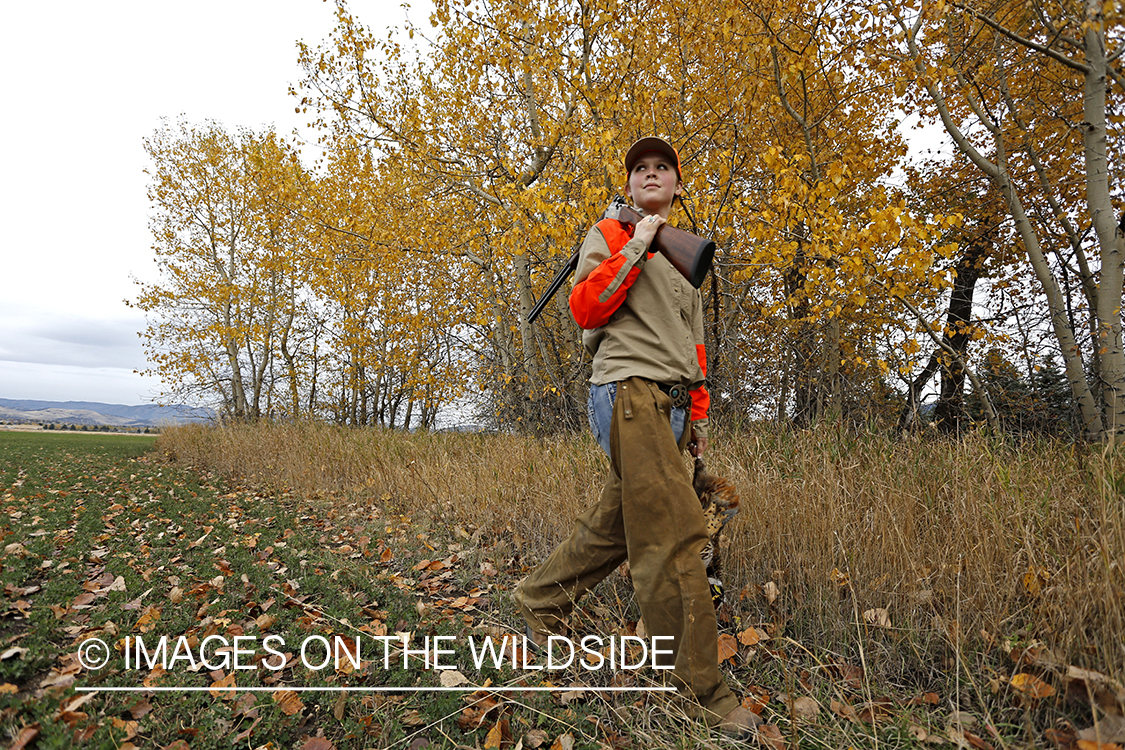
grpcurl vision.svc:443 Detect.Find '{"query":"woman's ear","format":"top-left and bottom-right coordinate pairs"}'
top-left (674, 180), bottom-right (683, 198)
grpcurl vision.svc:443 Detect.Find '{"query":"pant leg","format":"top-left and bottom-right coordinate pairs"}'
top-left (612, 378), bottom-right (739, 723)
top-left (515, 383), bottom-right (645, 632)
top-left (513, 468), bottom-right (628, 636)
top-left (514, 377), bottom-right (738, 723)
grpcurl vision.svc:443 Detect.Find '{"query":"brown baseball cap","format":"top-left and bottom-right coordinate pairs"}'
top-left (624, 136), bottom-right (681, 180)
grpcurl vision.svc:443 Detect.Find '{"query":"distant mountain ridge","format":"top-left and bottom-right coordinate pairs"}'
top-left (0, 398), bottom-right (212, 427)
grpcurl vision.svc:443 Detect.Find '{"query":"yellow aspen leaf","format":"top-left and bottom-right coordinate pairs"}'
top-left (1023, 566), bottom-right (1050, 597)
top-left (1010, 673), bottom-right (1056, 699)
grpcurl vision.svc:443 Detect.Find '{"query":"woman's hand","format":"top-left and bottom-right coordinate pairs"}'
top-left (689, 429), bottom-right (708, 457)
top-left (633, 213), bottom-right (665, 248)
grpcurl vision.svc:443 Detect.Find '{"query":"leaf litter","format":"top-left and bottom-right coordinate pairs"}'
top-left (0, 431), bottom-right (1120, 748)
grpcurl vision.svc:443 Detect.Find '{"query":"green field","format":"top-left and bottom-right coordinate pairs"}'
top-left (0, 431), bottom-right (619, 749)
top-left (1, 427), bottom-right (1122, 749)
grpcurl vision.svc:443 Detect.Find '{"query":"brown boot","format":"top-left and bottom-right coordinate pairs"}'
top-left (717, 706), bottom-right (761, 740)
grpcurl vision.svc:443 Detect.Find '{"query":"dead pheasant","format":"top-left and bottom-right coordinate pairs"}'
top-left (693, 457), bottom-right (740, 610)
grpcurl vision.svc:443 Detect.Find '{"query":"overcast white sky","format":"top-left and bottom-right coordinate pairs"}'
top-left (0, 0), bottom-right (422, 406)
top-left (0, 2), bottom-right (957, 410)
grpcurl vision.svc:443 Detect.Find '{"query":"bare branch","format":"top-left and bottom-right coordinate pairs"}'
top-left (950, 1), bottom-right (1091, 74)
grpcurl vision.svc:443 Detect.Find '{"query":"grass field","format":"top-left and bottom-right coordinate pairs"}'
top-left (1, 425), bottom-right (1122, 749)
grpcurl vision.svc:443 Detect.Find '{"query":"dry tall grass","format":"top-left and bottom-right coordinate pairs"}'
top-left (156, 422), bottom-right (1125, 682)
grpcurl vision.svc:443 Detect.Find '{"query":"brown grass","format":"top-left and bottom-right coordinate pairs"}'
top-left (155, 421), bottom-right (1125, 683)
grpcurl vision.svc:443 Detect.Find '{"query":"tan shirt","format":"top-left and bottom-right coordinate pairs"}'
top-left (574, 223), bottom-right (709, 437)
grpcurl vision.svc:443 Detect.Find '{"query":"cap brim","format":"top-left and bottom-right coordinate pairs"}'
top-left (624, 137), bottom-right (681, 179)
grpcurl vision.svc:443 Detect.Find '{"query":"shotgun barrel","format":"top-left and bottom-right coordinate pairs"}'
top-left (527, 249), bottom-right (580, 324)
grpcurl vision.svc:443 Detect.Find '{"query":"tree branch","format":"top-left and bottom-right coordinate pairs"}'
top-left (950, 1), bottom-right (1091, 73)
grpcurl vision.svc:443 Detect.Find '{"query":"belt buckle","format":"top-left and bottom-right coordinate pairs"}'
top-left (667, 383), bottom-right (691, 409)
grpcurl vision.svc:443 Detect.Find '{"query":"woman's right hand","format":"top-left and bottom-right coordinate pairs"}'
top-left (633, 213), bottom-right (665, 248)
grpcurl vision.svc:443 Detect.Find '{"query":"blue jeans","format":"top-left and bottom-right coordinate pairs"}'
top-left (587, 382), bottom-right (688, 456)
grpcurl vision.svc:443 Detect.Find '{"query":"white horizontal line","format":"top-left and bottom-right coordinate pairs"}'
top-left (77, 686), bottom-right (678, 693)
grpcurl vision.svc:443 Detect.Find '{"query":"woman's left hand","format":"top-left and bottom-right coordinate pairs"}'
top-left (690, 430), bottom-right (708, 457)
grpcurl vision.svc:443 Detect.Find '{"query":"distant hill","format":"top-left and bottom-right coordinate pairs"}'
top-left (0, 399), bottom-right (212, 427)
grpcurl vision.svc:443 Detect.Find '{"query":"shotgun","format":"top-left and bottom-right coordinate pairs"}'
top-left (528, 197), bottom-right (716, 324)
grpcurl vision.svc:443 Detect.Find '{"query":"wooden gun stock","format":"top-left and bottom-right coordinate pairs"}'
top-left (527, 198), bottom-right (716, 324)
top-left (609, 203), bottom-right (715, 289)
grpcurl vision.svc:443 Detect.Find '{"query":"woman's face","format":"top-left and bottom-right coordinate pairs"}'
top-left (625, 152), bottom-right (682, 215)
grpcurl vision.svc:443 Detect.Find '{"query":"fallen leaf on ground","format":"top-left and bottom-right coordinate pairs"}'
top-left (1023, 566), bottom-right (1050, 597)
top-left (963, 730), bottom-right (995, 750)
top-left (828, 662), bottom-right (864, 687)
top-left (135, 605), bottom-right (162, 633)
top-left (110, 717), bottom-right (139, 740)
top-left (484, 716), bottom-right (511, 749)
top-left (794, 696), bottom-right (820, 719)
top-left (559, 681), bottom-right (587, 705)
top-left (1077, 715), bottom-right (1125, 745)
top-left (1011, 672), bottom-right (1056, 699)
top-left (857, 696), bottom-right (896, 723)
top-left (208, 672), bottom-right (235, 698)
top-left (1066, 667), bottom-right (1125, 716)
top-left (907, 723), bottom-right (929, 741)
top-left (759, 724), bottom-right (785, 750)
top-left (863, 608), bottom-right (892, 628)
top-left (440, 670), bottom-right (470, 687)
top-left (738, 627), bottom-right (767, 646)
top-left (742, 686), bottom-right (770, 714)
top-left (1046, 726), bottom-right (1077, 750)
top-left (775, 693), bottom-right (820, 719)
top-left (7, 724), bottom-right (40, 750)
top-left (524, 728), bottom-right (549, 748)
top-left (274, 689), bottom-right (304, 716)
top-left (401, 709), bottom-right (427, 727)
top-left (457, 696), bottom-right (501, 730)
top-left (830, 699), bottom-right (858, 722)
top-left (717, 633), bottom-right (738, 664)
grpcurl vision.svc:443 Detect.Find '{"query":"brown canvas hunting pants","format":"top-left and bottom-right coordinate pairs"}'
top-left (513, 377), bottom-right (739, 724)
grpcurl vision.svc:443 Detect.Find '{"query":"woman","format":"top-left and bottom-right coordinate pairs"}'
top-left (513, 136), bottom-right (758, 739)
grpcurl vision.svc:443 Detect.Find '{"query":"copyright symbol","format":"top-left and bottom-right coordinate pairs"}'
top-left (77, 638), bottom-right (110, 670)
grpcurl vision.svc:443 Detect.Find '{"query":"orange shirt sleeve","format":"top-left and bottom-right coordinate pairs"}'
top-left (690, 343), bottom-right (710, 422)
top-left (568, 222), bottom-right (649, 330)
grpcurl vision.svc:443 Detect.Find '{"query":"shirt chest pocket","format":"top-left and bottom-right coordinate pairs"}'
top-left (671, 272), bottom-right (692, 322)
